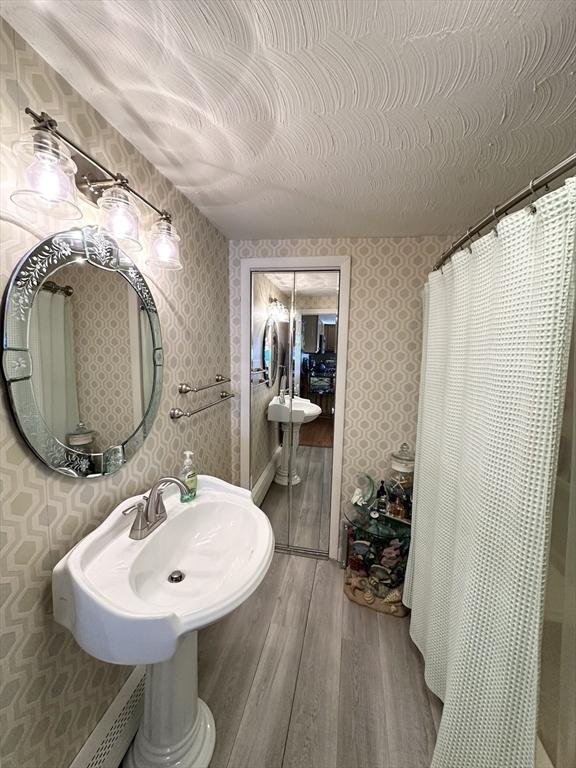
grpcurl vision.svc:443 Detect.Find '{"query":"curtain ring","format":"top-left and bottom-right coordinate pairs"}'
top-left (466, 228), bottom-right (473, 253)
top-left (528, 179), bottom-right (538, 214)
top-left (440, 250), bottom-right (452, 275)
top-left (492, 207), bottom-right (500, 237)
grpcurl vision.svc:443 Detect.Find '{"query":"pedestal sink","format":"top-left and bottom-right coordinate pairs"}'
top-left (267, 395), bottom-right (322, 485)
top-left (52, 475), bottom-right (274, 768)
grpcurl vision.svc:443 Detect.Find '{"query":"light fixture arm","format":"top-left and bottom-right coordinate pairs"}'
top-left (24, 106), bottom-right (170, 220)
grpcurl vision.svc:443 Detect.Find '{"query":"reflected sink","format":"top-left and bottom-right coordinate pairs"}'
top-left (267, 396), bottom-right (322, 486)
top-left (53, 475), bottom-right (274, 665)
top-left (267, 394), bottom-right (322, 424)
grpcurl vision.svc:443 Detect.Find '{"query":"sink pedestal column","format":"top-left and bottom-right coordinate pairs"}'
top-left (274, 422), bottom-right (301, 486)
top-left (124, 632), bottom-right (215, 768)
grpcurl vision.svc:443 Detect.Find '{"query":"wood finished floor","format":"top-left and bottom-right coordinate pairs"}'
top-left (299, 418), bottom-right (334, 448)
top-left (260, 446), bottom-right (332, 551)
top-left (199, 554), bottom-right (442, 768)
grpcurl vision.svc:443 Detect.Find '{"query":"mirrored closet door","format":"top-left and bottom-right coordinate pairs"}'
top-left (249, 269), bottom-right (340, 556)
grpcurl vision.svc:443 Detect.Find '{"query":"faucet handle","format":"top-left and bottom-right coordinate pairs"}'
top-left (122, 498), bottom-right (147, 516)
top-left (128, 501), bottom-right (150, 539)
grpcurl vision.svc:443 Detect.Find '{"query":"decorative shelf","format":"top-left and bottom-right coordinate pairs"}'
top-left (343, 503), bottom-right (412, 617)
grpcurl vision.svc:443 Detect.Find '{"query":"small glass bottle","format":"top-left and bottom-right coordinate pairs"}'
top-left (376, 480), bottom-right (388, 512)
top-left (178, 450), bottom-right (198, 501)
top-left (386, 443), bottom-right (415, 519)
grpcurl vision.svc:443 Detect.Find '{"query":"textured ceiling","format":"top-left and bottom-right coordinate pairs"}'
top-left (264, 271), bottom-right (339, 295)
top-left (2, 0), bottom-right (575, 239)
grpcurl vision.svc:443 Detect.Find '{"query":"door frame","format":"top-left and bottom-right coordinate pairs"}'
top-left (240, 255), bottom-right (351, 560)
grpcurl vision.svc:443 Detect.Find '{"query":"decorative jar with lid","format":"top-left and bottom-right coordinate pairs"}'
top-left (385, 443), bottom-right (415, 520)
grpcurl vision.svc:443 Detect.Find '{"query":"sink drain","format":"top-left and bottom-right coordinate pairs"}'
top-left (168, 570), bottom-right (185, 583)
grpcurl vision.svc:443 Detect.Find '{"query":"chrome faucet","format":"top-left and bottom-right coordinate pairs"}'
top-left (127, 477), bottom-right (190, 540)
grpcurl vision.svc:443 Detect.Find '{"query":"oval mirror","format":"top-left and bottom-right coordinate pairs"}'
top-left (262, 318), bottom-right (279, 388)
top-left (2, 226), bottom-right (163, 477)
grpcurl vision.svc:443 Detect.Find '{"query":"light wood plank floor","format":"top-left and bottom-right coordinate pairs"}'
top-left (261, 446), bottom-right (332, 552)
top-left (199, 554), bottom-right (442, 768)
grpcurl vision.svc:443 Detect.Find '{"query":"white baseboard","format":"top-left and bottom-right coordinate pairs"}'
top-left (69, 667), bottom-right (145, 768)
top-left (252, 446), bottom-right (281, 506)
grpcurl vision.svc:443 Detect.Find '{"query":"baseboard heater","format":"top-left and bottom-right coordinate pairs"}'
top-left (69, 667), bottom-right (145, 768)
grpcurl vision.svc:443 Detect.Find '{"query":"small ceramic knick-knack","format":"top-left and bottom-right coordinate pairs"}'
top-left (363, 588), bottom-right (375, 604)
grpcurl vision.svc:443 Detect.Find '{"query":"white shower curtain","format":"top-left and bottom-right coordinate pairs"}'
top-left (29, 290), bottom-right (79, 443)
top-left (404, 179), bottom-right (576, 768)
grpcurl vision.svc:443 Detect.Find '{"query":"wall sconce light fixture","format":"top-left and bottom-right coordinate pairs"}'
top-left (10, 126), bottom-right (82, 219)
top-left (147, 213), bottom-right (182, 270)
top-left (97, 182), bottom-right (142, 253)
top-left (268, 297), bottom-right (290, 323)
top-left (11, 108), bottom-right (182, 269)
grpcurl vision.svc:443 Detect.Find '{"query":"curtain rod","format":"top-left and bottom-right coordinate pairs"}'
top-left (41, 280), bottom-right (73, 296)
top-left (434, 152), bottom-right (576, 271)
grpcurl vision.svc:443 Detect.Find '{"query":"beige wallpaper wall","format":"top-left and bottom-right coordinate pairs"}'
top-left (230, 237), bottom-right (451, 512)
top-left (250, 382), bottom-right (279, 485)
top-left (0, 20), bottom-right (230, 768)
top-left (60, 264), bottom-right (136, 450)
top-left (295, 293), bottom-right (339, 310)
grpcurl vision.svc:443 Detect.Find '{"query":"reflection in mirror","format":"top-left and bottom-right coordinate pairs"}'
top-left (249, 269), bottom-right (339, 555)
top-left (262, 318), bottom-right (279, 388)
top-left (288, 271), bottom-right (339, 552)
top-left (2, 226), bottom-right (162, 477)
top-left (29, 263), bottom-right (155, 453)
top-left (249, 272), bottom-right (292, 533)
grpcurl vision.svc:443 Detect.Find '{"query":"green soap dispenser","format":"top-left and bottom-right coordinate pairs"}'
top-left (179, 450), bottom-right (198, 500)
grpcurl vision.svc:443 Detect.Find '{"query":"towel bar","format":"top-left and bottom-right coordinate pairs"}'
top-left (178, 375), bottom-right (230, 394)
top-left (169, 392), bottom-right (234, 419)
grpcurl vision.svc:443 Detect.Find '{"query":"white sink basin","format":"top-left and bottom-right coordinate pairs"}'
top-left (267, 395), bottom-right (322, 424)
top-left (53, 475), bottom-right (274, 665)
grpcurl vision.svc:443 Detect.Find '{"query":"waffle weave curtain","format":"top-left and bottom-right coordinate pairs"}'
top-left (404, 179), bottom-right (576, 768)
top-left (28, 290), bottom-right (79, 442)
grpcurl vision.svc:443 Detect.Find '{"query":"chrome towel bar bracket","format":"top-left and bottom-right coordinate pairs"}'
top-left (178, 375), bottom-right (230, 394)
top-left (170, 392), bottom-right (234, 419)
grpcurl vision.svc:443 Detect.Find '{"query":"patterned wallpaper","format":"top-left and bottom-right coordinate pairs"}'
top-left (250, 382), bottom-right (279, 485)
top-left (0, 20), bottom-right (230, 768)
top-left (59, 264), bottom-right (136, 450)
top-left (295, 292), bottom-right (339, 310)
top-left (229, 237), bottom-right (451, 513)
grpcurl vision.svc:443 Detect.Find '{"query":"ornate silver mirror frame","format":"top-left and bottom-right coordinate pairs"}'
top-left (262, 317), bottom-right (279, 388)
top-left (1, 225), bottom-right (163, 478)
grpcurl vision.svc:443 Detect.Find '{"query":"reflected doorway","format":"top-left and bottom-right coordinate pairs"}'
top-left (242, 259), bottom-right (349, 560)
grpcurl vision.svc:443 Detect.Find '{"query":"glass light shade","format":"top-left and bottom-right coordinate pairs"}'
top-left (97, 185), bottom-right (142, 253)
top-left (10, 129), bottom-right (82, 219)
top-left (268, 298), bottom-right (289, 323)
top-left (147, 218), bottom-right (182, 270)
